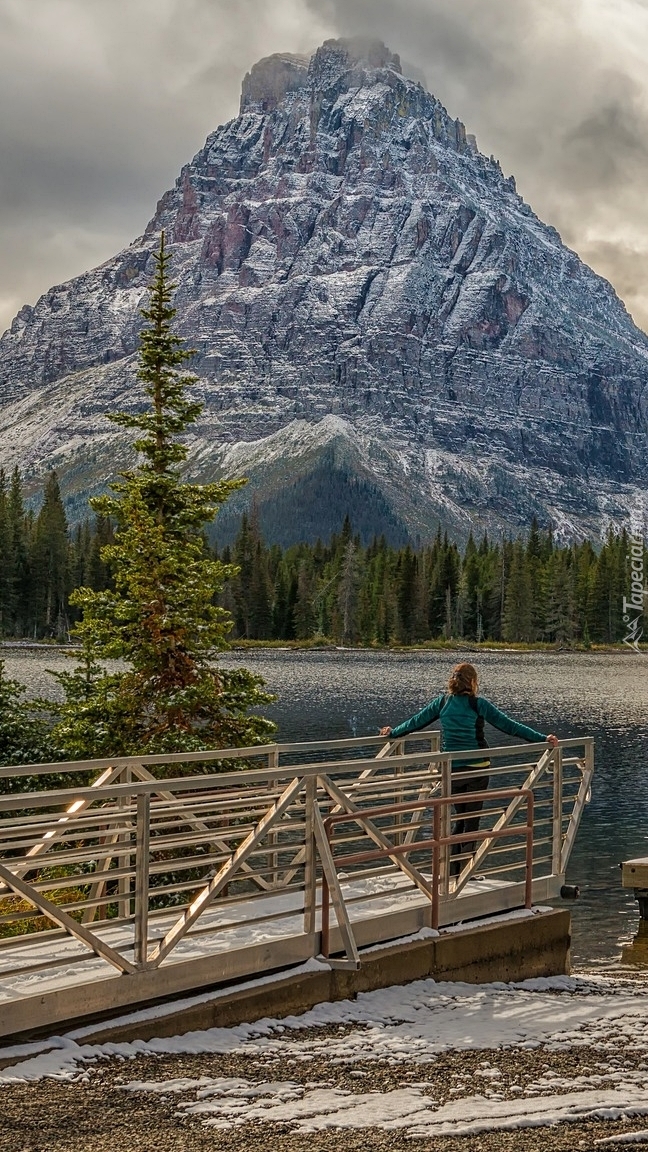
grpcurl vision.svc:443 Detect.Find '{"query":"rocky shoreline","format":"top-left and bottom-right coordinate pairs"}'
top-left (4, 974), bottom-right (648, 1150)
top-left (3, 1041), bottom-right (647, 1151)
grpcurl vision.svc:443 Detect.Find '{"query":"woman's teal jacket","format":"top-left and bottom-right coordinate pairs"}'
top-left (389, 693), bottom-right (547, 768)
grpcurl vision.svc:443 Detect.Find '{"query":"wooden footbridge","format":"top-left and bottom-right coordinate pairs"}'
top-left (0, 733), bottom-right (593, 1039)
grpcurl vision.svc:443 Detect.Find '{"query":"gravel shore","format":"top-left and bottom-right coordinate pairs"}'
top-left (2, 1040), bottom-right (646, 1152)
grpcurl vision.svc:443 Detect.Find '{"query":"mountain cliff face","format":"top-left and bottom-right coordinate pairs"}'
top-left (2, 37), bottom-right (648, 542)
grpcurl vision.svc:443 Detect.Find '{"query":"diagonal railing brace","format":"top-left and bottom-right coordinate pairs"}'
top-left (147, 776), bottom-right (304, 968)
top-left (0, 862), bottom-right (136, 974)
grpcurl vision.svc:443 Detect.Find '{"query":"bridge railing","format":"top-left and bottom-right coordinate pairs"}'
top-left (0, 734), bottom-right (593, 976)
top-left (320, 785), bottom-right (536, 955)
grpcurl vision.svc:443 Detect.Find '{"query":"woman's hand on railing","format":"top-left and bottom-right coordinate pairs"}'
top-left (547, 733), bottom-right (558, 748)
top-left (379, 726), bottom-right (392, 737)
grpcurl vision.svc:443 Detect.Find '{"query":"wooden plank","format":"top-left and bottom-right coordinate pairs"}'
top-left (0, 862), bottom-right (136, 974)
top-left (440, 758), bottom-right (452, 896)
top-left (560, 762), bottom-right (593, 875)
top-left (117, 767), bottom-right (131, 920)
top-left (303, 776), bottom-right (317, 937)
top-left (551, 746), bottom-right (563, 875)
top-left (0, 932), bottom-right (319, 1040)
top-left (0, 741), bottom-right (584, 813)
top-left (0, 734), bottom-right (395, 783)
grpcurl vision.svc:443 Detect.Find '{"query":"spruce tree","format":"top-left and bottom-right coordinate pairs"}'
top-left (337, 539), bottom-right (360, 643)
top-left (232, 513), bottom-right (254, 637)
top-left (29, 472), bottom-right (70, 639)
top-left (0, 470), bottom-right (11, 636)
top-left (293, 557), bottom-right (316, 639)
top-left (502, 540), bottom-right (534, 642)
top-left (7, 469), bottom-right (28, 636)
top-left (395, 547), bottom-right (417, 644)
top-left (52, 233), bottom-right (275, 758)
top-left (271, 561), bottom-right (292, 639)
top-left (543, 551), bottom-right (576, 643)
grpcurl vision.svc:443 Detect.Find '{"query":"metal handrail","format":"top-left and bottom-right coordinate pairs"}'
top-left (321, 785), bottom-right (535, 953)
top-left (0, 737), bottom-right (588, 810)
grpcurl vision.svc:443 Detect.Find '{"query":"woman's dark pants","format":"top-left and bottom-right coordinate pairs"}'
top-left (450, 773), bottom-right (489, 876)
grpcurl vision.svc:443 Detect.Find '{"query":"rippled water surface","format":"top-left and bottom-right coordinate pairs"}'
top-left (4, 646), bottom-right (648, 968)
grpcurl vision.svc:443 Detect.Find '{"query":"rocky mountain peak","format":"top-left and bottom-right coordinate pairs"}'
top-left (239, 38), bottom-right (402, 115)
top-left (308, 36), bottom-right (402, 87)
top-left (1, 38), bottom-right (648, 545)
top-left (240, 52), bottom-right (310, 114)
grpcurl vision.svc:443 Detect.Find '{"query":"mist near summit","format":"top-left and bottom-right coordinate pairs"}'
top-left (0, 0), bottom-right (646, 333)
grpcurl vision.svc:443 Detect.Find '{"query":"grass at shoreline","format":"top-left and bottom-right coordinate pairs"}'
top-left (228, 638), bottom-right (641, 654)
top-left (1, 638), bottom-right (642, 655)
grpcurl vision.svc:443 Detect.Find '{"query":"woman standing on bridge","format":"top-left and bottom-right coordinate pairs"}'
top-left (380, 662), bottom-right (558, 874)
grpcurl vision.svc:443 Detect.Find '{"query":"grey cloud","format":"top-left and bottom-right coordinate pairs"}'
top-left (564, 79), bottom-right (648, 190)
top-left (0, 0), bottom-right (331, 329)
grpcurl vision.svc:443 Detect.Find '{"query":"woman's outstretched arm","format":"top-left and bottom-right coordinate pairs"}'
top-left (380, 694), bottom-right (446, 739)
top-left (477, 698), bottom-right (557, 745)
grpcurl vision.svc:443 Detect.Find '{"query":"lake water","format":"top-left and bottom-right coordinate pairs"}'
top-left (3, 646), bottom-right (648, 969)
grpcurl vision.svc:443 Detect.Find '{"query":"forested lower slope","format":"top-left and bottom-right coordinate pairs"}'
top-left (0, 470), bottom-right (633, 646)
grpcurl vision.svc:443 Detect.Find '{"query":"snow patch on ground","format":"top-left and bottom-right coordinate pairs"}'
top-left (123, 1075), bottom-right (648, 1136)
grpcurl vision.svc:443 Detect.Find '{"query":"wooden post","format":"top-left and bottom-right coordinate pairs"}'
top-left (134, 792), bottom-right (150, 968)
top-left (621, 858), bottom-right (648, 919)
top-left (303, 775), bottom-right (317, 939)
top-left (313, 805), bottom-right (359, 967)
top-left (551, 746), bottom-right (563, 876)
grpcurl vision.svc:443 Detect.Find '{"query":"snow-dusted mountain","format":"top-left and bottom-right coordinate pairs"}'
top-left (2, 37), bottom-right (648, 543)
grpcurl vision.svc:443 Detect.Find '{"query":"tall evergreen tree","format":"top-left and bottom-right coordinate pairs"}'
top-left (293, 557), bottom-right (316, 639)
top-left (249, 540), bottom-right (273, 639)
top-left (543, 551), bottom-right (576, 643)
top-left (337, 539), bottom-right (360, 643)
top-left (232, 513), bottom-right (255, 638)
top-left (395, 546), bottom-right (417, 644)
top-left (0, 470), bottom-right (11, 637)
top-left (29, 472), bottom-right (70, 639)
top-left (7, 470), bottom-right (28, 636)
top-left (502, 540), bottom-right (534, 642)
top-left (52, 233), bottom-right (274, 758)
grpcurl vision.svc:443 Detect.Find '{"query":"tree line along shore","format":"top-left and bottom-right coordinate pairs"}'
top-left (0, 466), bottom-right (638, 649)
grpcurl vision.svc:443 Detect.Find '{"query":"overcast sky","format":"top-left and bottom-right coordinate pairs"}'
top-left (0, 0), bottom-right (647, 335)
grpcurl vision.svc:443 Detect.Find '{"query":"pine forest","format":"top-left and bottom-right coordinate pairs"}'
top-left (0, 467), bottom-right (638, 648)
